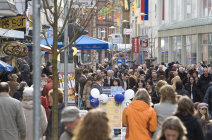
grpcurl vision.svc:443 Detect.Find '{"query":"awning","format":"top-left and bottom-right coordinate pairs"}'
top-left (0, 0), bottom-right (18, 17)
top-left (40, 35), bottom-right (109, 50)
top-left (40, 36), bottom-right (63, 48)
top-left (74, 35), bottom-right (109, 50)
top-left (26, 44), bottom-right (52, 53)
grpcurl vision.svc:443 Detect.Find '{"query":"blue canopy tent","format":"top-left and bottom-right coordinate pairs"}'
top-left (39, 35), bottom-right (110, 50)
top-left (74, 35), bottom-right (109, 50)
top-left (40, 36), bottom-right (63, 49)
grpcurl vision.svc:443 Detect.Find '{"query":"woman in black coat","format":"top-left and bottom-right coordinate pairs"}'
top-left (185, 76), bottom-right (201, 102)
top-left (175, 96), bottom-right (205, 140)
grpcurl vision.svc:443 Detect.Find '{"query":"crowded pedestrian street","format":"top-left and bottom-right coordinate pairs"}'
top-left (1, 0), bottom-right (212, 140)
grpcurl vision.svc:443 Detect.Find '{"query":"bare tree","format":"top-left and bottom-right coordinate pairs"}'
top-left (41, 0), bottom-right (99, 139)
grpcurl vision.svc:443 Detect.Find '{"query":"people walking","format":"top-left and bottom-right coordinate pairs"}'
top-left (122, 89), bottom-right (157, 140)
top-left (0, 82), bottom-right (26, 140)
top-left (175, 96), bottom-right (205, 140)
top-left (156, 116), bottom-right (187, 140)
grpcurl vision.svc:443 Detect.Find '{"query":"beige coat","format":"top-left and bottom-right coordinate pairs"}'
top-left (22, 100), bottom-right (47, 140)
top-left (82, 82), bottom-right (93, 109)
top-left (0, 93), bottom-right (26, 140)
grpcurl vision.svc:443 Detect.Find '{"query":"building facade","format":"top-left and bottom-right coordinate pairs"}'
top-left (132, 0), bottom-right (212, 66)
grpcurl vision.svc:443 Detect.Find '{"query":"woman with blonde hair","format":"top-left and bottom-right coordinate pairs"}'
top-left (152, 80), bottom-right (167, 104)
top-left (122, 89), bottom-right (157, 140)
top-left (152, 85), bottom-right (178, 140)
top-left (174, 96), bottom-right (204, 140)
top-left (157, 116), bottom-right (187, 140)
top-left (72, 109), bottom-right (111, 140)
top-left (171, 76), bottom-right (181, 90)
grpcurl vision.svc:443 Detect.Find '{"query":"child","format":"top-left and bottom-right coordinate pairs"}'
top-left (195, 103), bottom-right (211, 135)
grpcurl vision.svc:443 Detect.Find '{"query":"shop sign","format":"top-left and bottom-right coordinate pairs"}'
top-left (132, 37), bottom-right (139, 53)
top-left (142, 40), bottom-right (148, 47)
top-left (0, 16), bottom-right (32, 30)
top-left (124, 28), bottom-right (133, 35)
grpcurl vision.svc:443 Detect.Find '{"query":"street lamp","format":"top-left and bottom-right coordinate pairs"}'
top-left (122, 20), bottom-right (129, 56)
top-left (109, 26), bottom-right (116, 65)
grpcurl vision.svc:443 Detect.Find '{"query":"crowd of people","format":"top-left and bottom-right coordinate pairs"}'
top-left (1, 59), bottom-right (212, 140)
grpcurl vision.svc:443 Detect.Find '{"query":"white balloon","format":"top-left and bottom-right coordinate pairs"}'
top-left (91, 88), bottom-right (100, 98)
top-left (99, 94), bottom-right (109, 103)
top-left (124, 89), bottom-right (135, 100)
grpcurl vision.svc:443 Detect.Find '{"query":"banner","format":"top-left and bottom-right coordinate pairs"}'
top-left (141, 0), bottom-right (149, 20)
top-left (132, 38), bottom-right (140, 53)
top-left (100, 98), bottom-right (122, 128)
top-left (58, 73), bottom-right (76, 103)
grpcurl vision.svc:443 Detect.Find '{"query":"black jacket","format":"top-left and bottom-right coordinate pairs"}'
top-left (175, 114), bottom-right (205, 140)
top-left (197, 74), bottom-right (212, 101)
top-left (185, 83), bottom-right (201, 102)
top-left (175, 89), bottom-right (189, 96)
top-left (13, 89), bottom-right (24, 101)
top-left (150, 90), bottom-right (160, 104)
top-left (204, 86), bottom-right (212, 112)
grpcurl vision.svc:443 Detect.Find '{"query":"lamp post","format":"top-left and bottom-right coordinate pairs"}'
top-left (109, 26), bottom-right (116, 65)
top-left (122, 20), bottom-right (129, 56)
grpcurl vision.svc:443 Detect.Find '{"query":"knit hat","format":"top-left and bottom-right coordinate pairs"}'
top-left (198, 103), bottom-right (208, 109)
top-left (23, 87), bottom-right (34, 100)
top-left (61, 106), bottom-right (80, 123)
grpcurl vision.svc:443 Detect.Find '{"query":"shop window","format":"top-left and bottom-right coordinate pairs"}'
top-left (161, 38), bottom-right (168, 63)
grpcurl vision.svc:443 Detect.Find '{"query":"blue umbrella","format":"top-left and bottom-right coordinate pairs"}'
top-left (0, 60), bottom-right (14, 72)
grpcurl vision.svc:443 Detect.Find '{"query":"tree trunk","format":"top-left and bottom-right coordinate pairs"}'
top-left (52, 0), bottom-right (59, 140)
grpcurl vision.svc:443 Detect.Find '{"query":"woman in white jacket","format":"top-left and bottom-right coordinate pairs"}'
top-left (21, 87), bottom-right (47, 140)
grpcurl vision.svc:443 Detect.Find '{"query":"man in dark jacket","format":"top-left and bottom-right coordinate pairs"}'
top-left (91, 75), bottom-right (103, 94)
top-left (204, 82), bottom-right (212, 117)
top-left (197, 68), bottom-right (212, 101)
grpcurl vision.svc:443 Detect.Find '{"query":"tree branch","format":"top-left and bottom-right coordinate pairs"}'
top-left (42, 0), bottom-right (54, 25)
top-left (42, 30), bottom-right (53, 48)
top-left (58, 0), bottom-right (73, 36)
top-left (42, 0), bottom-right (54, 15)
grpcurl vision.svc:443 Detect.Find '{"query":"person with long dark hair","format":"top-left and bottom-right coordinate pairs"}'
top-left (174, 96), bottom-right (204, 140)
top-left (185, 76), bottom-right (200, 102)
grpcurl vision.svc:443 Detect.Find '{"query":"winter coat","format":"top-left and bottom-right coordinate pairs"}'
top-left (175, 114), bottom-right (205, 140)
top-left (204, 86), bottom-right (212, 112)
top-left (206, 128), bottom-right (212, 140)
top-left (41, 96), bottom-right (49, 120)
top-left (175, 89), bottom-right (189, 96)
top-left (46, 103), bottom-right (65, 140)
top-left (197, 74), bottom-right (212, 101)
top-left (122, 100), bottom-right (157, 140)
top-left (82, 82), bottom-right (93, 109)
top-left (79, 75), bottom-right (87, 97)
top-left (0, 93), bottom-right (26, 140)
top-left (152, 101), bottom-right (178, 140)
top-left (91, 82), bottom-right (103, 94)
top-left (150, 90), bottom-right (160, 104)
top-left (22, 100), bottom-right (47, 140)
top-left (185, 83), bottom-right (201, 102)
top-left (13, 89), bottom-right (24, 101)
top-left (42, 80), bottom-right (53, 97)
top-left (59, 130), bottom-right (73, 140)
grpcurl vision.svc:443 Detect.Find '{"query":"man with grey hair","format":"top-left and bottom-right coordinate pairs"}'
top-left (59, 106), bottom-right (81, 140)
top-left (0, 82), bottom-right (26, 140)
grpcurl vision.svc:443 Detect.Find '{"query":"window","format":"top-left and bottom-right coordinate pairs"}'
top-left (98, 28), bottom-right (101, 38)
top-left (102, 28), bottom-right (105, 39)
top-left (203, 0), bottom-right (212, 16)
top-left (161, 38), bottom-right (168, 63)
